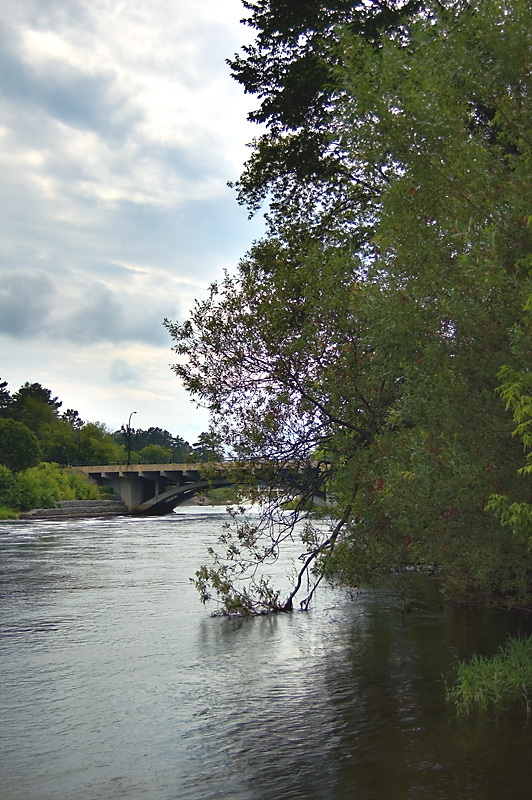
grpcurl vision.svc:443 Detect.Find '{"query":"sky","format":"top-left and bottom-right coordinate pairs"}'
top-left (0, 0), bottom-right (266, 443)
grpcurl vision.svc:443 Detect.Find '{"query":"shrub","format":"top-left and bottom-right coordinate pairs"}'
top-left (0, 464), bottom-right (14, 506)
top-left (0, 505), bottom-right (19, 520)
top-left (12, 463), bottom-right (100, 510)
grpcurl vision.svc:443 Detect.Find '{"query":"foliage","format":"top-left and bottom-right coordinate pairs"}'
top-left (12, 463), bottom-right (100, 511)
top-left (446, 636), bottom-right (532, 716)
top-left (0, 464), bottom-right (15, 505)
top-left (486, 362), bottom-right (532, 544)
top-left (0, 379), bottom-right (12, 416)
top-left (0, 505), bottom-right (19, 520)
top-left (229, 0), bottom-right (424, 241)
top-left (112, 426), bottom-right (194, 462)
top-left (0, 419), bottom-right (42, 472)
top-left (0, 377), bottom-right (200, 471)
top-left (168, 0), bottom-right (532, 613)
top-left (191, 431), bottom-right (225, 462)
top-left (138, 444), bottom-right (173, 464)
top-left (193, 503), bottom-right (351, 615)
top-left (78, 422), bottom-right (125, 464)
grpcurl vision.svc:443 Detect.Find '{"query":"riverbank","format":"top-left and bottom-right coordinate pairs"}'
top-left (19, 498), bottom-right (129, 520)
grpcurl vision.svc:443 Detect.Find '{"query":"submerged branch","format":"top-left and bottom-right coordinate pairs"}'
top-left (282, 503), bottom-right (353, 611)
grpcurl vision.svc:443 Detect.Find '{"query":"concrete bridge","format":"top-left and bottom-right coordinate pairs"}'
top-left (76, 464), bottom-right (234, 515)
top-left (76, 463), bottom-right (327, 516)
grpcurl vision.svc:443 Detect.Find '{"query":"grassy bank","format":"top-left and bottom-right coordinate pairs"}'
top-left (446, 635), bottom-right (532, 716)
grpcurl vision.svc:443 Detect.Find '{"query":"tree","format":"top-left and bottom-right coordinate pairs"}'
top-left (0, 379), bottom-right (12, 417)
top-left (138, 444), bottom-right (173, 464)
top-left (191, 431), bottom-right (225, 462)
top-left (167, 0), bottom-right (532, 613)
top-left (486, 360), bottom-right (532, 545)
top-left (10, 382), bottom-right (62, 428)
top-left (6, 382), bottom-right (70, 461)
top-left (112, 427), bottom-right (193, 462)
top-left (0, 419), bottom-right (42, 472)
top-left (0, 464), bottom-right (15, 506)
top-left (229, 0), bottom-right (424, 242)
top-left (79, 422), bottom-right (124, 464)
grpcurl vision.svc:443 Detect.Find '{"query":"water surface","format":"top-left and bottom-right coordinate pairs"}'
top-left (1, 508), bottom-right (531, 799)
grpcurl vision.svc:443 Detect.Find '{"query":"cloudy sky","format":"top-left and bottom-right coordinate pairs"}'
top-left (0, 0), bottom-right (265, 442)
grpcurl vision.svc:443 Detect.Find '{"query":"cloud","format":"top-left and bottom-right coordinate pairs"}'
top-left (0, 27), bottom-right (136, 139)
top-left (0, 0), bottom-right (265, 438)
top-left (110, 358), bottom-right (140, 384)
top-left (0, 269), bottom-right (56, 336)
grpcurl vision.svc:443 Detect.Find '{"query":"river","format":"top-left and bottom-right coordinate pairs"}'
top-left (1, 507), bottom-right (531, 800)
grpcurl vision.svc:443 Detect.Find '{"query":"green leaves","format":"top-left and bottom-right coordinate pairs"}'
top-left (0, 419), bottom-right (41, 473)
top-left (169, 0), bottom-right (532, 612)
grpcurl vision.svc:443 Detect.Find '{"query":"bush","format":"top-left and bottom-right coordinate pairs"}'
top-left (12, 463), bottom-right (101, 511)
top-left (0, 505), bottom-right (19, 520)
top-left (0, 464), bottom-right (14, 506)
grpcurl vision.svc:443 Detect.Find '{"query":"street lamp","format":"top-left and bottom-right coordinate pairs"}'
top-left (127, 411), bottom-right (137, 465)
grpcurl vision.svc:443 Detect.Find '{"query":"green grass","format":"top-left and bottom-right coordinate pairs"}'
top-left (446, 635), bottom-right (532, 716)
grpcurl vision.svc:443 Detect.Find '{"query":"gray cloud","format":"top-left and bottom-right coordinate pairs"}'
top-left (0, 269), bottom-right (56, 336)
top-left (54, 281), bottom-right (122, 343)
top-left (0, 36), bottom-right (136, 139)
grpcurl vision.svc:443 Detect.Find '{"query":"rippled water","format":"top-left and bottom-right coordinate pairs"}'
top-left (1, 508), bottom-right (531, 800)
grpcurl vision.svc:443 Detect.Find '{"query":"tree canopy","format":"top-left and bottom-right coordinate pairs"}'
top-left (167, 0), bottom-right (532, 613)
top-left (0, 419), bottom-right (42, 473)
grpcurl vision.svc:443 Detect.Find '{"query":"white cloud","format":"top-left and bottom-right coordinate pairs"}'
top-left (0, 0), bottom-right (265, 440)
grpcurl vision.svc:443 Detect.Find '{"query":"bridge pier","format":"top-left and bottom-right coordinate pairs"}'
top-left (76, 464), bottom-right (227, 515)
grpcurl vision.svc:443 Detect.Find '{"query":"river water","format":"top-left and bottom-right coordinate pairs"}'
top-left (1, 508), bottom-right (531, 800)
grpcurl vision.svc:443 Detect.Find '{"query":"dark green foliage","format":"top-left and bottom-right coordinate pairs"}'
top-left (191, 431), bottom-right (225, 462)
top-left (0, 419), bottom-right (42, 472)
top-left (0, 379), bottom-right (12, 417)
top-left (9, 382), bottom-right (62, 432)
top-left (112, 427), bottom-right (193, 462)
top-left (230, 0), bottom-right (424, 231)
top-left (168, 0), bottom-right (532, 614)
top-left (0, 378), bottom-right (199, 473)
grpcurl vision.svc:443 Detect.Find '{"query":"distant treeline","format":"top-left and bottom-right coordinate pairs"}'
top-left (0, 378), bottom-right (222, 517)
top-left (0, 378), bottom-right (220, 469)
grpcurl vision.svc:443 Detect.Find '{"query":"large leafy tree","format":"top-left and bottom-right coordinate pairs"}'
top-left (230, 0), bottom-right (427, 246)
top-left (0, 419), bottom-right (42, 473)
top-left (168, 0), bottom-right (532, 612)
top-left (9, 382), bottom-right (62, 433)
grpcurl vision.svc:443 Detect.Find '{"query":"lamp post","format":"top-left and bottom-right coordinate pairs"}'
top-left (127, 411), bottom-right (137, 466)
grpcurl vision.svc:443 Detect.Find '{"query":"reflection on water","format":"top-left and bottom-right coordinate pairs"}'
top-left (0, 509), bottom-right (531, 800)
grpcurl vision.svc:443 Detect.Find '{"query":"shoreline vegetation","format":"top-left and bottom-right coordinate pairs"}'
top-left (0, 383), bottom-right (223, 522)
top-left (0, 479), bottom-right (245, 521)
top-left (447, 635), bottom-right (532, 717)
